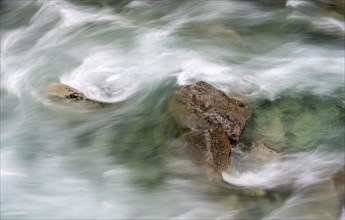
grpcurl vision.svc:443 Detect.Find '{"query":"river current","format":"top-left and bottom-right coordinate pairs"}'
top-left (1, 0), bottom-right (344, 219)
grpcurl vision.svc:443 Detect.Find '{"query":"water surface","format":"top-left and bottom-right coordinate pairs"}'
top-left (1, 0), bottom-right (344, 219)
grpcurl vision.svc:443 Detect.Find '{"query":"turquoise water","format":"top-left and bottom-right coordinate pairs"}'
top-left (1, 0), bottom-right (344, 219)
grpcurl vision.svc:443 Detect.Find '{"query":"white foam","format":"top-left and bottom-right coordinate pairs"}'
top-left (242, 43), bottom-right (344, 99)
top-left (286, 0), bottom-right (311, 9)
top-left (177, 58), bottom-right (235, 87)
top-left (223, 150), bottom-right (344, 190)
top-left (43, 0), bottom-right (127, 28)
top-left (59, 49), bottom-right (138, 102)
top-left (287, 0), bottom-right (345, 36)
top-left (1, 0), bottom-right (343, 102)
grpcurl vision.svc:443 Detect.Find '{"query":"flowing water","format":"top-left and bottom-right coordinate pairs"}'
top-left (1, 0), bottom-right (344, 219)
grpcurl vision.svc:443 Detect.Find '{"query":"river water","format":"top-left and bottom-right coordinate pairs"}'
top-left (1, 0), bottom-right (344, 219)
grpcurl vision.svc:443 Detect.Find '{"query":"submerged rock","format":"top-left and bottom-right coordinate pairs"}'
top-left (248, 96), bottom-right (344, 152)
top-left (68, 0), bottom-right (131, 10)
top-left (333, 165), bottom-right (345, 211)
top-left (315, 0), bottom-right (345, 16)
top-left (178, 23), bottom-right (248, 49)
top-left (335, 174), bottom-right (345, 220)
top-left (47, 83), bottom-right (112, 108)
top-left (265, 179), bottom-right (340, 220)
top-left (171, 81), bottom-right (252, 178)
top-left (248, 141), bottom-right (281, 164)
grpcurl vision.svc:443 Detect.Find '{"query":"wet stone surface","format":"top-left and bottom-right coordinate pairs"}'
top-left (171, 81), bottom-right (252, 178)
top-left (47, 83), bottom-right (113, 108)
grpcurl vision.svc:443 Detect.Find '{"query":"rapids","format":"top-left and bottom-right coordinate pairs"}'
top-left (1, 0), bottom-right (344, 219)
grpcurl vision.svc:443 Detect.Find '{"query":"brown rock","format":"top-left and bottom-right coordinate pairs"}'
top-left (47, 83), bottom-right (112, 108)
top-left (171, 81), bottom-right (252, 179)
top-left (183, 129), bottom-right (232, 180)
top-left (172, 81), bottom-right (251, 145)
